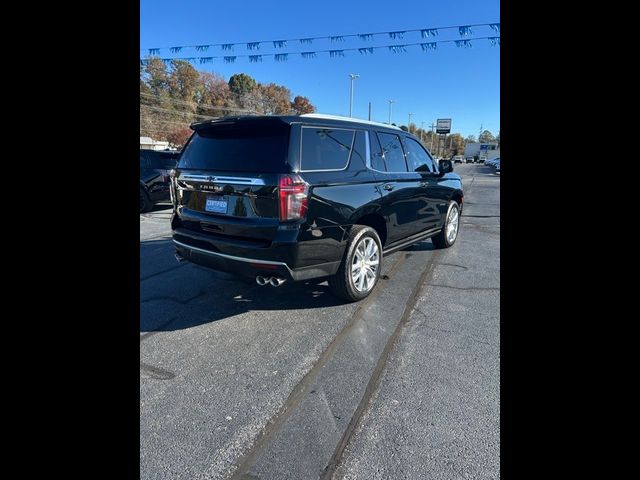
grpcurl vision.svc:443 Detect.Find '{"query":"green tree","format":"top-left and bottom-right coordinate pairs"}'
top-left (168, 60), bottom-right (200, 103)
top-left (199, 71), bottom-right (238, 116)
top-left (228, 73), bottom-right (257, 96)
top-left (465, 134), bottom-right (477, 143)
top-left (291, 95), bottom-right (316, 114)
top-left (257, 83), bottom-right (292, 115)
top-left (479, 130), bottom-right (495, 143)
top-left (447, 133), bottom-right (465, 156)
top-left (143, 57), bottom-right (170, 95)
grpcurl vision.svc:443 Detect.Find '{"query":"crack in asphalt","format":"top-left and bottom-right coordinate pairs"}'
top-left (140, 262), bottom-right (189, 282)
top-left (140, 361), bottom-right (176, 380)
top-left (436, 263), bottom-right (469, 271)
top-left (227, 253), bottom-right (409, 480)
top-left (412, 308), bottom-right (498, 347)
top-left (426, 283), bottom-right (499, 291)
top-left (321, 250), bottom-right (442, 480)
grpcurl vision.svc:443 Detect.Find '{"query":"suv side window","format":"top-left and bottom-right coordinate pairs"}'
top-left (369, 131), bottom-right (387, 171)
top-left (301, 127), bottom-right (355, 171)
top-left (403, 137), bottom-right (436, 173)
top-left (377, 132), bottom-right (408, 172)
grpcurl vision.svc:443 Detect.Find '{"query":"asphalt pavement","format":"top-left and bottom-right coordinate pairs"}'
top-left (140, 163), bottom-right (500, 479)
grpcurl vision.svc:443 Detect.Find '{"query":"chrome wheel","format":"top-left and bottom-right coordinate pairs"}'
top-left (446, 205), bottom-right (460, 243)
top-left (350, 237), bottom-right (379, 293)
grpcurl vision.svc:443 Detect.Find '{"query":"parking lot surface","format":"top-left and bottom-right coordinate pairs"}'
top-left (140, 163), bottom-right (500, 479)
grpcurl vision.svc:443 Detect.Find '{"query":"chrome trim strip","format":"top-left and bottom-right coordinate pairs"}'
top-left (179, 174), bottom-right (266, 185)
top-left (173, 239), bottom-right (291, 268)
top-left (364, 130), bottom-right (371, 168)
top-left (382, 227), bottom-right (441, 255)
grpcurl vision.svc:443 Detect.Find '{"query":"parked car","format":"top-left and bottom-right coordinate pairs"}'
top-left (170, 114), bottom-right (464, 301)
top-left (486, 156), bottom-right (500, 167)
top-left (466, 157), bottom-right (474, 163)
top-left (140, 149), bottom-right (181, 212)
top-left (494, 158), bottom-right (500, 174)
top-left (453, 155), bottom-right (465, 163)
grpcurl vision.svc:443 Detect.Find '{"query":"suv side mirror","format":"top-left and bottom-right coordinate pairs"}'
top-left (438, 159), bottom-right (453, 174)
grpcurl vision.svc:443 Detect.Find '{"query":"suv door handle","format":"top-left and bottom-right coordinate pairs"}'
top-left (383, 183), bottom-right (394, 191)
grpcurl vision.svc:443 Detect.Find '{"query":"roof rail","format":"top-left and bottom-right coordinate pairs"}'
top-left (300, 113), bottom-right (402, 130)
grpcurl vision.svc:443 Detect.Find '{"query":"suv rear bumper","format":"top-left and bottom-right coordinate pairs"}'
top-left (172, 229), bottom-right (341, 281)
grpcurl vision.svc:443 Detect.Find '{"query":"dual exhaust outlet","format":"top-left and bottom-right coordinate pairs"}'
top-left (175, 250), bottom-right (285, 287)
top-left (256, 275), bottom-right (286, 287)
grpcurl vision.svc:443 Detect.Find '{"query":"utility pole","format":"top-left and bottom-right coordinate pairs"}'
top-left (348, 74), bottom-right (359, 118)
top-left (368, 102), bottom-right (372, 121)
top-left (429, 121), bottom-right (436, 153)
top-left (388, 100), bottom-right (394, 124)
top-left (408, 113), bottom-right (413, 132)
top-left (479, 123), bottom-right (483, 142)
top-left (420, 121), bottom-right (425, 143)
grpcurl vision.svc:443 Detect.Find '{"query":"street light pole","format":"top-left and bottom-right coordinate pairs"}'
top-left (348, 74), bottom-right (359, 117)
top-left (421, 121), bottom-right (425, 143)
top-left (408, 113), bottom-right (413, 132)
top-left (388, 100), bottom-right (394, 124)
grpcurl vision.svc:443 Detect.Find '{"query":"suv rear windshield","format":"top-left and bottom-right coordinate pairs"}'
top-left (178, 123), bottom-right (290, 172)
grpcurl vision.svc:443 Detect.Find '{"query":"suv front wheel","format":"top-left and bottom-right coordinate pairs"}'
top-left (329, 225), bottom-right (382, 302)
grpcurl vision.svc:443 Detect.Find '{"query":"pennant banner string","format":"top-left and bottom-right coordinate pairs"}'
top-left (142, 22), bottom-right (500, 53)
top-left (142, 36), bottom-right (499, 65)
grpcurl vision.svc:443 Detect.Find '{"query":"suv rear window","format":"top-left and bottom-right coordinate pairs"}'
top-left (178, 123), bottom-right (290, 172)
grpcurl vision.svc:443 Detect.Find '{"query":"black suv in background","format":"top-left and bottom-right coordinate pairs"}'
top-left (170, 114), bottom-right (463, 301)
top-left (140, 149), bottom-right (181, 212)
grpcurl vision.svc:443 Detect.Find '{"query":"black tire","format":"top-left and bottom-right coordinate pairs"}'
top-left (328, 225), bottom-right (383, 302)
top-left (140, 187), bottom-right (153, 213)
top-left (432, 200), bottom-right (461, 249)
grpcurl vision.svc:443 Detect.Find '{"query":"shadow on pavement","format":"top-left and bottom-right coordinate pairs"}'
top-left (140, 238), bottom-right (346, 333)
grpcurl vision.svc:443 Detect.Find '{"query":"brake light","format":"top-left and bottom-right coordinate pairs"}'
top-left (279, 174), bottom-right (308, 221)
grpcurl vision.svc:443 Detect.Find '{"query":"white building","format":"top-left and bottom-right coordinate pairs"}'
top-left (140, 136), bottom-right (171, 151)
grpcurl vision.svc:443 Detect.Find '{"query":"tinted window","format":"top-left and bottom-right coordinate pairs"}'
top-left (301, 127), bottom-right (354, 171)
top-left (403, 137), bottom-right (435, 173)
top-left (369, 130), bottom-right (387, 171)
top-left (377, 132), bottom-right (407, 172)
top-left (154, 152), bottom-right (180, 169)
top-left (178, 123), bottom-right (290, 172)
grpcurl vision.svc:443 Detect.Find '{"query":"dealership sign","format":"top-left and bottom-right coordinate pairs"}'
top-left (436, 118), bottom-right (451, 134)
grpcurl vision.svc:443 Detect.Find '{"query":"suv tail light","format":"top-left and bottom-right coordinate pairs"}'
top-left (279, 174), bottom-right (308, 221)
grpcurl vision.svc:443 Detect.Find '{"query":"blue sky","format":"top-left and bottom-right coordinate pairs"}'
top-left (140, 0), bottom-right (500, 138)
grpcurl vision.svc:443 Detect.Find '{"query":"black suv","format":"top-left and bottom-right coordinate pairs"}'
top-left (140, 149), bottom-right (181, 212)
top-left (170, 114), bottom-right (463, 301)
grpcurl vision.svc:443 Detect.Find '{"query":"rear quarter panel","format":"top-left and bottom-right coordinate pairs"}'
top-left (290, 124), bottom-right (383, 267)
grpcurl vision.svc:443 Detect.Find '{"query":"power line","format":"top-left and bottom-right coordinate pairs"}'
top-left (141, 22), bottom-right (499, 53)
top-left (140, 104), bottom-right (214, 118)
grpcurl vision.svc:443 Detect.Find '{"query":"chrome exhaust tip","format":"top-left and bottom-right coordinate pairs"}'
top-left (256, 276), bottom-right (268, 286)
top-left (269, 277), bottom-right (286, 287)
